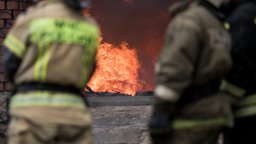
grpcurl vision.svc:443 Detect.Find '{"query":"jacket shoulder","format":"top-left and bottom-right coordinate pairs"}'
top-left (170, 4), bottom-right (208, 33)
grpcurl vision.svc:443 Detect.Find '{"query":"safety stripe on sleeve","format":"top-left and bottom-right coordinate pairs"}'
top-left (235, 105), bottom-right (256, 118)
top-left (220, 80), bottom-right (245, 98)
top-left (4, 34), bottom-right (26, 58)
top-left (10, 91), bottom-right (85, 108)
top-left (172, 115), bottom-right (233, 130)
top-left (237, 94), bottom-right (256, 107)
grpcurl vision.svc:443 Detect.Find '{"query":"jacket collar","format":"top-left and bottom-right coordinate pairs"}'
top-left (199, 0), bottom-right (226, 22)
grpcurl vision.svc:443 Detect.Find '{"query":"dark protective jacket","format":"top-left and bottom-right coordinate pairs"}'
top-left (224, 0), bottom-right (256, 118)
top-left (154, 0), bottom-right (233, 130)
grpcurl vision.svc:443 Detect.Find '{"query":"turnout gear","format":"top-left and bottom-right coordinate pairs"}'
top-left (149, 0), bottom-right (233, 143)
top-left (221, 1), bottom-right (256, 144)
top-left (3, 0), bottom-right (99, 143)
top-left (148, 97), bottom-right (175, 144)
top-left (223, 0), bottom-right (256, 119)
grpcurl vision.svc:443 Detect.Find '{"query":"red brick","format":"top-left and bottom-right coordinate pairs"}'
top-left (0, 19), bottom-right (4, 27)
top-left (5, 82), bottom-right (13, 91)
top-left (0, 1), bottom-right (5, 9)
top-left (5, 19), bottom-right (14, 28)
top-left (0, 37), bottom-right (3, 44)
top-left (1, 28), bottom-right (9, 35)
top-left (19, 2), bottom-right (32, 10)
top-left (7, 1), bottom-right (18, 10)
top-left (0, 47), bottom-right (2, 57)
top-left (0, 30), bottom-right (5, 38)
top-left (0, 64), bottom-right (3, 73)
top-left (0, 82), bottom-right (4, 91)
top-left (13, 10), bottom-right (21, 17)
top-left (0, 73), bottom-right (5, 81)
top-left (0, 10), bottom-right (12, 19)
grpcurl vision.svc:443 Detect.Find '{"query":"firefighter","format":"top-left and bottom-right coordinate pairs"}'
top-left (3, 0), bottom-right (99, 143)
top-left (221, 0), bottom-right (256, 143)
top-left (148, 0), bottom-right (234, 143)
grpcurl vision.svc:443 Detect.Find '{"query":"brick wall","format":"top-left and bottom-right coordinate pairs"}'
top-left (0, 0), bottom-right (33, 91)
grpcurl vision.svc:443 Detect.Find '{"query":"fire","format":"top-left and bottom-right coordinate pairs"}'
top-left (87, 42), bottom-right (143, 96)
top-left (84, 0), bottom-right (173, 95)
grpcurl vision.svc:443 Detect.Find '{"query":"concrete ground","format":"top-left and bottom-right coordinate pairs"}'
top-left (0, 93), bottom-right (224, 144)
top-left (89, 96), bottom-right (153, 144)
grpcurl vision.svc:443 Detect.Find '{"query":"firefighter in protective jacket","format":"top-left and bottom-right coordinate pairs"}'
top-left (3, 0), bottom-right (99, 143)
top-left (148, 0), bottom-right (234, 143)
top-left (221, 0), bottom-right (256, 143)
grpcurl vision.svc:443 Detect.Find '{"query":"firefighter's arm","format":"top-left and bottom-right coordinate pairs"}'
top-left (2, 46), bottom-right (22, 84)
top-left (3, 14), bottom-right (29, 84)
top-left (3, 32), bottom-right (27, 84)
top-left (148, 16), bottom-right (201, 143)
top-left (154, 16), bottom-right (201, 102)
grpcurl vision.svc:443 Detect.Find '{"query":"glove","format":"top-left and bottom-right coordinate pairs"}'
top-left (148, 97), bottom-right (176, 144)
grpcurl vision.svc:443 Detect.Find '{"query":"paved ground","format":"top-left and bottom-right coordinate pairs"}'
top-left (0, 93), bottom-right (223, 144)
top-left (0, 92), bottom-right (9, 144)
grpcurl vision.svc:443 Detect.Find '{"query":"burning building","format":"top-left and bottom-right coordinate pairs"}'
top-left (85, 0), bottom-right (175, 96)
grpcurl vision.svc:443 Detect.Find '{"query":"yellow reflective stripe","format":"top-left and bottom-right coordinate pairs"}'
top-left (237, 94), bottom-right (256, 107)
top-left (10, 91), bottom-right (84, 108)
top-left (29, 18), bottom-right (99, 47)
top-left (4, 34), bottom-right (26, 58)
top-left (235, 105), bottom-right (256, 118)
top-left (224, 22), bottom-right (230, 30)
top-left (42, 44), bottom-right (51, 81)
top-left (220, 80), bottom-right (246, 98)
top-left (172, 116), bottom-right (233, 130)
top-left (34, 43), bottom-right (44, 81)
top-left (34, 43), bottom-right (51, 81)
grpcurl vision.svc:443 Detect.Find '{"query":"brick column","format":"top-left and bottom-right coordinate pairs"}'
top-left (0, 0), bottom-right (33, 91)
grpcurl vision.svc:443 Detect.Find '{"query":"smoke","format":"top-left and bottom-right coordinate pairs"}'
top-left (90, 0), bottom-right (176, 90)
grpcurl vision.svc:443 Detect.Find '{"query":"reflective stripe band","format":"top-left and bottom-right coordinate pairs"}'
top-left (220, 80), bottom-right (245, 98)
top-left (254, 16), bottom-right (256, 24)
top-left (224, 22), bottom-right (230, 30)
top-left (10, 91), bottom-right (85, 108)
top-left (4, 34), bottom-right (26, 58)
top-left (155, 85), bottom-right (179, 102)
top-left (235, 105), bottom-right (256, 118)
top-left (29, 18), bottom-right (99, 47)
top-left (172, 116), bottom-right (233, 130)
top-left (237, 94), bottom-right (256, 107)
top-left (34, 43), bottom-right (51, 81)
top-left (234, 94), bottom-right (256, 118)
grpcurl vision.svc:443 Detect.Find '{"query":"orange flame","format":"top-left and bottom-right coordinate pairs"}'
top-left (87, 42), bottom-right (143, 96)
